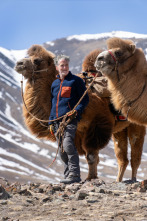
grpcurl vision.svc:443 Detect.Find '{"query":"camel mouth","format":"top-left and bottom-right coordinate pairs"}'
top-left (94, 59), bottom-right (105, 72)
top-left (14, 61), bottom-right (25, 73)
top-left (14, 65), bottom-right (24, 73)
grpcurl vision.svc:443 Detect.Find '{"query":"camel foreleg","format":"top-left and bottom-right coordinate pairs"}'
top-left (128, 124), bottom-right (145, 181)
top-left (112, 129), bottom-right (129, 182)
top-left (85, 150), bottom-right (99, 180)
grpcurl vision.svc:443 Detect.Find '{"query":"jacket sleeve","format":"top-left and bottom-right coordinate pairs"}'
top-left (75, 77), bottom-right (89, 117)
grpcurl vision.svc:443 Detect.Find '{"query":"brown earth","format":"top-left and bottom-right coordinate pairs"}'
top-left (0, 177), bottom-right (147, 221)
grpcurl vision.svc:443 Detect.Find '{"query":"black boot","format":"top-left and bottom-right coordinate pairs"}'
top-left (60, 175), bottom-right (81, 184)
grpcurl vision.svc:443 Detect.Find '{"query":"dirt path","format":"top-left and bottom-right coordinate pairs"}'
top-left (0, 178), bottom-right (147, 221)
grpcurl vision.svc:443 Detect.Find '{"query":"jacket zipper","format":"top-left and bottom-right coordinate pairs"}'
top-left (68, 102), bottom-right (71, 110)
top-left (56, 80), bottom-right (63, 118)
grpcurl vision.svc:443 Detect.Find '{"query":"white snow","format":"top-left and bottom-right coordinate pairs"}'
top-left (100, 158), bottom-right (117, 168)
top-left (46, 41), bottom-right (55, 46)
top-left (0, 47), bottom-right (27, 63)
top-left (67, 31), bottom-right (147, 41)
top-left (11, 49), bottom-right (27, 62)
top-left (0, 147), bottom-right (60, 176)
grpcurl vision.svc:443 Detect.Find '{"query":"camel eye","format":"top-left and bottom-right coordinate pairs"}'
top-left (115, 51), bottom-right (122, 58)
top-left (34, 59), bottom-right (43, 65)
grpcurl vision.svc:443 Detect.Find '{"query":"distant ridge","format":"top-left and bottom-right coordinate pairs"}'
top-left (46, 31), bottom-right (147, 46)
top-left (67, 31), bottom-right (147, 41)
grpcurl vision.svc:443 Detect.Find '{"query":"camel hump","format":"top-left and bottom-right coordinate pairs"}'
top-left (82, 49), bottom-right (103, 72)
top-left (27, 44), bottom-right (55, 58)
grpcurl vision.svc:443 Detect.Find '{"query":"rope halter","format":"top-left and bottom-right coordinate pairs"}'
top-left (108, 50), bottom-right (119, 81)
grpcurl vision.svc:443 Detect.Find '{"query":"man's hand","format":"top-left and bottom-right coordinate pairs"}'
top-left (50, 124), bottom-right (55, 135)
top-left (68, 110), bottom-right (77, 121)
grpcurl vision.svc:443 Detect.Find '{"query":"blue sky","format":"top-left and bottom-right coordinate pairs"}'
top-left (1, 0), bottom-right (147, 50)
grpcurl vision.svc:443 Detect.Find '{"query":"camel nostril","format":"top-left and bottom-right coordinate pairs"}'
top-left (98, 56), bottom-right (104, 61)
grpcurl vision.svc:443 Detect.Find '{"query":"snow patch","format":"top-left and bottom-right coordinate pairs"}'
top-left (67, 31), bottom-right (147, 41)
top-left (46, 41), bottom-right (55, 46)
top-left (0, 47), bottom-right (27, 63)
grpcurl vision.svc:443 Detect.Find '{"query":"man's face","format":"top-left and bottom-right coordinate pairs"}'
top-left (56, 59), bottom-right (69, 77)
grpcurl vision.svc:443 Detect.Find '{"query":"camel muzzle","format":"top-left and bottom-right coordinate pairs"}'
top-left (14, 61), bottom-right (25, 73)
top-left (94, 56), bottom-right (105, 77)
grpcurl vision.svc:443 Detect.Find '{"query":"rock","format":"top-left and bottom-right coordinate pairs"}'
top-left (18, 188), bottom-right (32, 196)
top-left (99, 188), bottom-right (105, 193)
top-left (0, 185), bottom-right (10, 200)
top-left (75, 190), bottom-right (89, 200)
top-left (141, 180), bottom-right (147, 189)
top-left (42, 196), bottom-right (52, 203)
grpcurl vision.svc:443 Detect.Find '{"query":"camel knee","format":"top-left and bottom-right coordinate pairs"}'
top-left (115, 151), bottom-right (128, 164)
top-left (86, 153), bottom-right (99, 165)
top-left (118, 158), bottom-right (129, 168)
top-left (85, 152), bottom-right (99, 180)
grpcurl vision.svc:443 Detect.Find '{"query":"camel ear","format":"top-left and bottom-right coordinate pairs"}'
top-left (129, 44), bottom-right (136, 54)
top-left (48, 56), bottom-right (53, 66)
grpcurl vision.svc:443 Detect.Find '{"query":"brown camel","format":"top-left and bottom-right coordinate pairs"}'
top-left (14, 45), bottom-right (145, 182)
top-left (15, 45), bottom-right (114, 181)
top-left (95, 37), bottom-right (147, 126)
top-left (82, 49), bottom-right (146, 182)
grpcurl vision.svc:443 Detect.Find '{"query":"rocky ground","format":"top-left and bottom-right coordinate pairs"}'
top-left (0, 177), bottom-right (147, 221)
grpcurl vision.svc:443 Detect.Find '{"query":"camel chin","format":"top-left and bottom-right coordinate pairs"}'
top-left (14, 63), bottom-right (24, 74)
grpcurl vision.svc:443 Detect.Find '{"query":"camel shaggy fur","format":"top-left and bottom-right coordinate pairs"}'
top-left (15, 45), bottom-right (114, 181)
top-left (82, 49), bottom-right (145, 182)
top-left (95, 37), bottom-right (147, 126)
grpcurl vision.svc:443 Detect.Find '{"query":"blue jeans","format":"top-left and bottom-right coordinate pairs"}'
top-left (55, 119), bottom-right (80, 178)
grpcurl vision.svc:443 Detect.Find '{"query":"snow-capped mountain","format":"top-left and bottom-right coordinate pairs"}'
top-left (0, 31), bottom-right (147, 184)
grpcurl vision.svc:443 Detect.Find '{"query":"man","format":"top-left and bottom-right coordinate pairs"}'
top-left (49, 55), bottom-right (89, 184)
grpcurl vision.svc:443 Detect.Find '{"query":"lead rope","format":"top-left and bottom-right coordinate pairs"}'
top-left (48, 72), bottom-right (101, 167)
top-left (21, 72), bottom-right (100, 168)
top-left (21, 75), bottom-right (65, 125)
top-left (21, 71), bottom-right (100, 125)
top-left (124, 83), bottom-right (146, 119)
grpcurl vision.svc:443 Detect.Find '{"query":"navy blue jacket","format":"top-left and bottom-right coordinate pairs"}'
top-left (49, 71), bottom-right (89, 124)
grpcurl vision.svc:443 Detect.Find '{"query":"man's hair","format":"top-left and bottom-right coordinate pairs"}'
top-left (54, 54), bottom-right (70, 66)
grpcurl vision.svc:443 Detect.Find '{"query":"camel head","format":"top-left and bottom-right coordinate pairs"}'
top-left (82, 49), bottom-right (103, 76)
top-left (15, 45), bottom-right (56, 82)
top-left (94, 37), bottom-right (136, 79)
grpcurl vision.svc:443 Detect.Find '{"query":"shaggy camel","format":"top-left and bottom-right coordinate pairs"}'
top-left (14, 45), bottom-right (145, 182)
top-left (82, 49), bottom-right (145, 182)
top-left (15, 45), bottom-right (114, 181)
top-left (95, 37), bottom-right (147, 126)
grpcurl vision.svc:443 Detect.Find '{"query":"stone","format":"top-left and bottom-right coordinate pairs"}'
top-left (75, 190), bottom-right (89, 200)
top-left (0, 185), bottom-right (10, 200)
